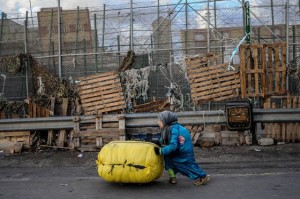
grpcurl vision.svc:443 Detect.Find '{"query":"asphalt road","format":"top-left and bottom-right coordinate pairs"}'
top-left (0, 144), bottom-right (300, 199)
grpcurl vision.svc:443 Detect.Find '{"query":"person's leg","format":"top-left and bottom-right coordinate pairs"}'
top-left (168, 168), bottom-right (176, 184)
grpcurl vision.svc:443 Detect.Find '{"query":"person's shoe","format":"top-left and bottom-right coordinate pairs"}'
top-left (169, 177), bottom-right (177, 184)
top-left (193, 175), bottom-right (210, 186)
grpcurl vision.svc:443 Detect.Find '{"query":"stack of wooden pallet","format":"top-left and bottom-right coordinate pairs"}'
top-left (77, 71), bottom-right (126, 115)
top-left (185, 55), bottom-right (241, 104)
top-left (72, 114), bottom-right (126, 152)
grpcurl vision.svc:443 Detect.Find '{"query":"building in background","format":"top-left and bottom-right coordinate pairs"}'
top-left (0, 14), bottom-right (38, 56)
top-left (180, 24), bottom-right (299, 60)
top-left (37, 7), bottom-right (93, 55)
top-left (151, 16), bottom-right (172, 65)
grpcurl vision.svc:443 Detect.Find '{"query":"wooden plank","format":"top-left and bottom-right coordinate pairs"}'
top-left (261, 45), bottom-right (267, 97)
top-left (28, 100), bottom-right (33, 118)
top-left (189, 72), bottom-right (240, 87)
top-left (96, 137), bottom-right (103, 147)
top-left (286, 96), bottom-right (292, 142)
top-left (102, 123), bottom-right (119, 128)
top-left (264, 98), bottom-right (271, 138)
top-left (188, 68), bottom-right (226, 80)
top-left (50, 97), bottom-right (56, 115)
top-left (78, 73), bottom-right (119, 86)
top-left (61, 98), bottom-right (69, 116)
top-left (79, 78), bottom-right (121, 91)
top-left (246, 48), bottom-right (252, 96)
top-left (281, 97), bottom-right (287, 142)
top-left (81, 96), bottom-right (125, 109)
top-left (57, 130), bottom-right (67, 147)
top-left (274, 47), bottom-right (280, 93)
top-left (212, 93), bottom-right (240, 102)
top-left (81, 92), bottom-right (124, 104)
top-left (133, 99), bottom-right (166, 109)
top-left (191, 79), bottom-right (240, 93)
top-left (32, 103), bottom-right (37, 118)
top-left (267, 46), bottom-right (273, 93)
top-left (271, 102), bottom-right (276, 139)
top-left (292, 96), bottom-right (297, 143)
top-left (73, 129), bottom-right (125, 137)
top-left (79, 82), bottom-right (122, 95)
top-left (47, 130), bottom-right (54, 145)
top-left (281, 45), bottom-right (287, 93)
top-left (192, 132), bottom-right (201, 145)
top-left (193, 89), bottom-right (239, 102)
top-left (187, 63), bottom-right (227, 74)
top-left (191, 83), bottom-right (240, 99)
top-left (0, 131), bottom-right (30, 137)
top-left (252, 47), bottom-right (260, 96)
top-left (79, 87), bottom-right (123, 100)
top-left (85, 105), bottom-right (125, 115)
top-left (78, 71), bottom-right (117, 81)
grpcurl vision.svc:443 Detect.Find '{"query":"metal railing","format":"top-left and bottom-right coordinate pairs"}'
top-left (0, 108), bottom-right (299, 131)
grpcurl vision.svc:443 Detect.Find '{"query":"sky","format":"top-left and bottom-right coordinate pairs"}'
top-left (1, 0), bottom-right (172, 17)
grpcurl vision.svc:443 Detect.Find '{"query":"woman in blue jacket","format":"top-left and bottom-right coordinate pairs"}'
top-left (155, 111), bottom-right (210, 185)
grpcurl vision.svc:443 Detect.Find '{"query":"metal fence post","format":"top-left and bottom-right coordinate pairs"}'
top-left (101, 4), bottom-right (106, 68)
top-left (94, 13), bottom-right (98, 72)
top-left (24, 11), bottom-right (28, 54)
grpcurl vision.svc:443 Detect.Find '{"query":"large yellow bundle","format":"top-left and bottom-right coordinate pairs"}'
top-left (96, 141), bottom-right (163, 183)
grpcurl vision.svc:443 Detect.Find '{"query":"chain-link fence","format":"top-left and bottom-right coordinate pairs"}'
top-left (0, 0), bottom-right (299, 110)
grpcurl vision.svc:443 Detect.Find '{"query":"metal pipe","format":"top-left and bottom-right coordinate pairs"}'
top-left (75, 6), bottom-right (80, 53)
top-left (57, 0), bottom-right (62, 79)
top-left (214, 0), bottom-right (217, 54)
top-left (129, 0), bottom-right (134, 51)
top-left (270, 0), bottom-right (275, 42)
top-left (286, 0), bottom-right (289, 91)
top-left (157, 0), bottom-right (160, 50)
top-left (48, 9), bottom-right (54, 67)
top-left (185, 0), bottom-right (188, 54)
top-left (94, 13), bottom-right (98, 72)
top-left (102, 4), bottom-right (106, 68)
top-left (207, 0), bottom-right (210, 52)
top-left (24, 11), bottom-right (28, 54)
top-left (117, 35), bottom-right (121, 66)
top-left (292, 25), bottom-right (296, 60)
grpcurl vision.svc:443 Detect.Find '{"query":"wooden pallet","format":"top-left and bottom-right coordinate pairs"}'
top-left (264, 43), bottom-right (287, 96)
top-left (78, 71), bottom-right (126, 115)
top-left (132, 99), bottom-right (170, 113)
top-left (28, 99), bottom-right (52, 117)
top-left (240, 44), bottom-right (265, 98)
top-left (185, 125), bottom-right (203, 145)
top-left (72, 114), bottom-right (125, 151)
top-left (263, 96), bottom-right (300, 143)
top-left (0, 131), bottom-right (31, 149)
top-left (185, 55), bottom-right (241, 103)
top-left (239, 43), bottom-right (287, 98)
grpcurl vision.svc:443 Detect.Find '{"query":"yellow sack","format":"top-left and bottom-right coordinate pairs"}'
top-left (96, 141), bottom-right (163, 183)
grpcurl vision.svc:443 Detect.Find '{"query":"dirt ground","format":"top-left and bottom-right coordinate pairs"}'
top-left (1, 143), bottom-right (299, 168)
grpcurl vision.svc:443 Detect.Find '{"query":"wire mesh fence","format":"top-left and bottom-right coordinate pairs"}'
top-left (0, 0), bottom-right (299, 111)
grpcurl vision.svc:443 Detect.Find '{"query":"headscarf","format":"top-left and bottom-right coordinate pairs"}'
top-left (158, 111), bottom-right (178, 145)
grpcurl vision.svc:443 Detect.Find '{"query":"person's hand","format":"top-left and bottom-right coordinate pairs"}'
top-left (154, 147), bottom-right (160, 155)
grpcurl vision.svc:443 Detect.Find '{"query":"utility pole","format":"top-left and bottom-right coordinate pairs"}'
top-left (58, 0), bottom-right (62, 79)
top-left (129, 0), bottom-right (134, 51)
top-left (245, 1), bottom-right (251, 44)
